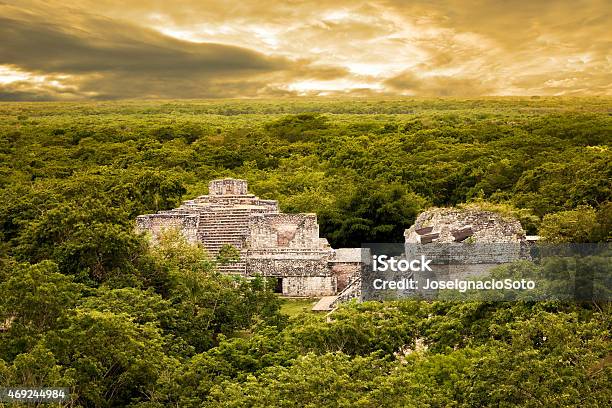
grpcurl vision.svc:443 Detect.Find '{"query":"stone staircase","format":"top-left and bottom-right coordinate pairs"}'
top-left (330, 276), bottom-right (362, 308)
top-left (311, 296), bottom-right (338, 312)
top-left (197, 207), bottom-right (251, 274)
top-left (312, 275), bottom-right (362, 311)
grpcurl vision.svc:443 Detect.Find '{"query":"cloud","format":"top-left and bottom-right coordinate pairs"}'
top-left (0, 0), bottom-right (609, 99)
top-left (380, 0), bottom-right (612, 95)
top-left (0, 1), bottom-right (293, 99)
top-left (384, 71), bottom-right (495, 96)
top-left (0, 84), bottom-right (77, 101)
top-left (0, 16), bottom-right (284, 75)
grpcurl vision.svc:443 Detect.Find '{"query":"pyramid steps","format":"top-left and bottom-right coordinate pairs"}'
top-left (196, 207), bottom-right (251, 260)
top-left (217, 261), bottom-right (247, 275)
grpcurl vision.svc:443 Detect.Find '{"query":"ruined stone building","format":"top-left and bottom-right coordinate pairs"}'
top-left (361, 207), bottom-right (535, 302)
top-left (405, 207), bottom-right (527, 246)
top-left (136, 178), bottom-right (361, 297)
top-left (137, 181), bottom-right (535, 306)
top-left (401, 207), bottom-right (532, 297)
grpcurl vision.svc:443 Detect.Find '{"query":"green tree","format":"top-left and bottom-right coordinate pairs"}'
top-left (216, 244), bottom-right (241, 265)
top-left (44, 309), bottom-right (174, 407)
top-left (0, 260), bottom-right (83, 359)
top-left (539, 206), bottom-right (600, 243)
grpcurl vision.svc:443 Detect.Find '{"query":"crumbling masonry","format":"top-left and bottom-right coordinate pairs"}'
top-left (136, 178), bottom-right (361, 297)
top-left (401, 207), bottom-right (534, 297)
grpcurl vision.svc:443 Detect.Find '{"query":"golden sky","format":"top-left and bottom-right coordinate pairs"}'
top-left (0, 0), bottom-right (610, 100)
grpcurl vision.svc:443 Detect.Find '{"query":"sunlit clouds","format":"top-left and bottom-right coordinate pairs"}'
top-left (0, 0), bottom-right (610, 100)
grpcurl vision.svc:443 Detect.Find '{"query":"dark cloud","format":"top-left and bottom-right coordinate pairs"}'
top-left (384, 71), bottom-right (495, 96)
top-left (0, 16), bottom-right (285, 76)
top-left (290, 60), bottom-right (352, 80)
top-left (0, 77), bottom-right (86, 100)
top-left (0, 1), bottom-right (294, 99)
top-left (0, 88), bottom-right (65, 101)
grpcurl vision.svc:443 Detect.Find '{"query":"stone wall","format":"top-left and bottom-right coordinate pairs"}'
top-left (405, 208), bottom-right (527, 269)
top-left (258, 199), bottom-right (281, 213)
top-left (329, 248), bottom-right (365, 291)
top-left (405, 208), bottom-right (525, 244)
top-left (247, 256), bottom-right (331, 277)
top-left (136, 213), bottom-right (198, 243)
top-left (248, 213), bottom-right (321, 249)
top-left (405, 243), bottom-right (527, 265)
top-left (331, 263), bottom-right (360, 291)
top-left (282, 276), bottom-right (336, 297)
top-left (248, 254), bottom-right (335, 296)
top-left (208, 178), bottom-right (248, 196)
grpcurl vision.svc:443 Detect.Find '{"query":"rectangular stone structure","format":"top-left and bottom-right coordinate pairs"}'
top-left (136, 178), bottom-right (360, 298)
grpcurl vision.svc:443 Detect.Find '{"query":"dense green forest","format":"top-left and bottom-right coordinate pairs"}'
top-left (0, 98), bottom-right (610, 407)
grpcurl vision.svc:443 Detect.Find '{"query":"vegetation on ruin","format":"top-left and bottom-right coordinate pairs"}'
top-left (0, 98), bottom-right (610, 406)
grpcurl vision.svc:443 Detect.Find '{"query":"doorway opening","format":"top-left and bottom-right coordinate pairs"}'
top-left (274, 278), bottom-right (283, 294)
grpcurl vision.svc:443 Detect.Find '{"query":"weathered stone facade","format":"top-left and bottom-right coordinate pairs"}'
top-left (404, 207), bottom-right (526, 245)
top-left (404, 207), bottom-right (530, 295)
top-left (136, 178), bottom-right (361, 297)
top-left (329, 248), bottom-right (363, 291)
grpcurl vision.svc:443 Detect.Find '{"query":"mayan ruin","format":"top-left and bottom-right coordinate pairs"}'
top-left (402, 208), bottom-right (533, 293)
top-left (137, 182), bottom-right (541, 305)
top-left (136, 178), bottom-right (362, 298)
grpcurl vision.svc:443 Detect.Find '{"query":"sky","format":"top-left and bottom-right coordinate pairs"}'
top-left (0, 0), bottom-right (610, 100)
